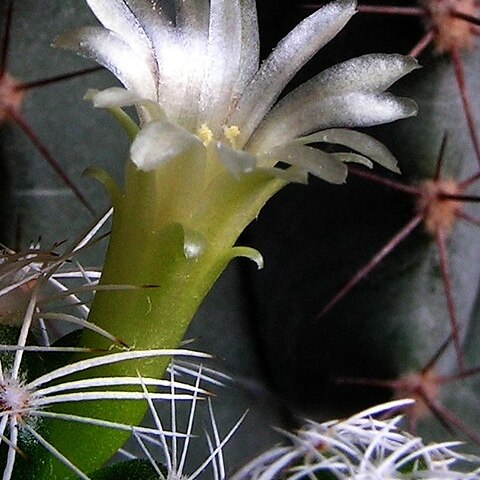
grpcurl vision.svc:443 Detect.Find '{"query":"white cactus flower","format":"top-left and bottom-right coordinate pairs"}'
top-left (56, 0), bottom-right (418, 183)
top-left (231, 400), bottom-right (480, 479)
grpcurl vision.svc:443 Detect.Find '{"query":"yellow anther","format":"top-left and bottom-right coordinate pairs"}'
top-left (223, 125), bottom-right (241, 149)
top-left (197, 123), bottom-right (214, 147)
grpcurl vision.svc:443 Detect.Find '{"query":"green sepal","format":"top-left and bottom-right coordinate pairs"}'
top-left (106, 107), bottom-right (140, 142)
top-left (84, 89), bottom-right (140, 142)
top-left (228, 246), bottom-right (264, 270)
top-left (83, 166), bottom-right (122, 207)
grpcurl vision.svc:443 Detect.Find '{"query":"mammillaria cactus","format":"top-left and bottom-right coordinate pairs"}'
top-left (0, 0), bottom-right (479, 479)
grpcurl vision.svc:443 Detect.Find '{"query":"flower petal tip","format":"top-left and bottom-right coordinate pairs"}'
top-left (229, 247), bottom-right (264, 270)
top-left (403, 97), bottom-right (419, 118)
top-left (131, 120), bottom-right (201, 172)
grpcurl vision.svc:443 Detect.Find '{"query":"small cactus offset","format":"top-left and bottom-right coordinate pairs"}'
top-left (0, 0), bottom-right (479, 479)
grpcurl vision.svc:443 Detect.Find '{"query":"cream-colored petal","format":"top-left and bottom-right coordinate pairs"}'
top-left (171, 1), bottom-right (210, 128)
top-left (230, 0), bottom-right (356, 147)
top-left (248, 92), bottom-right (417, 152)
top-left (124, 0), bottom-right (176, 103)
top-left (89, 0), bottom-right (176, 104)
top-left (84, 0), bottom-right (153, 60)
top-left (296, 128), bottom-right (399, 172)
top-left (232, 0), bottom-right (260, 100)
top-left (263, 144), bottom-right (347, 184)
top-left (248, 54), bottom-right (418, 150)
top-left (130, 120), bottom-right (202, 171)
top-left (199, 0), bottom-right (243, 133)
top-left (167, 0), bottom-right (259, 130)
top-left (85, 87), bottom-right (166, 121)
top-left (215, 143), bottom-right (257, 177)
top-left (310, 54), bottom-right (419, 96)
top-left (54, 27), bottom-right (156, 101)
